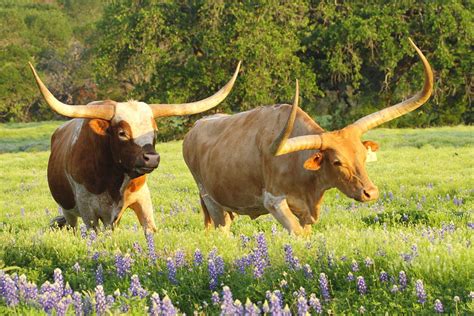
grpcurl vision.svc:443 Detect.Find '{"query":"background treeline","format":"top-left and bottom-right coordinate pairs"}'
top-left (0, 0), bottom-right (472, 138)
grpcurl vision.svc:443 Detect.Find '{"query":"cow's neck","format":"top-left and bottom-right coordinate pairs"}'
top-left (69, 119), bottom-right (130, 203)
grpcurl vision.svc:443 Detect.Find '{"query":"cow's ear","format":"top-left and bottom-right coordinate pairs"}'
top-left (363, 140), bottom-right (379, 152)
top-left (304, 152), bottom-right (323, 171)
top-left (89, 119), bottom-right (110, 136)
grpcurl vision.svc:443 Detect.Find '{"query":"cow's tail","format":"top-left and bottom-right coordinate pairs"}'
top-left (200, 196), bottom-right (213, 229)
top-left (50, 215), bottom-right (67, 229)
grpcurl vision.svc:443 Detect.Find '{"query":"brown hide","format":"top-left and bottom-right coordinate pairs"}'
top-left (183, 104), bottom-right (326, 222)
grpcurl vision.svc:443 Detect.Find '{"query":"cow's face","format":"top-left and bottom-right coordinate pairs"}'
top-left (304, 129), bottom-right (379, 202)
top-left (90, 101), bottom-right (160, 178)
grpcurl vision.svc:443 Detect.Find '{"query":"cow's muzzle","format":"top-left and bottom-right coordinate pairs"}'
top-left (360, 185), bottom-right (379, 202)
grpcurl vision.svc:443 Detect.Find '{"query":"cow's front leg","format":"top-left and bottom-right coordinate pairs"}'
top-left (263, 192), bottom-right (303, 235)
top-left (127, 183), bottom-right (157, 233)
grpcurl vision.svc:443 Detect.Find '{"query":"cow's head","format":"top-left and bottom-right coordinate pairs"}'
top-left (30, 62), bottom-right (240, 178)
top-left (272, 39), bottom-right (433, 202)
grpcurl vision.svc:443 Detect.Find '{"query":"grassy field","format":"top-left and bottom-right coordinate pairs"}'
top-left (0, 122), bottom-right (473, 315)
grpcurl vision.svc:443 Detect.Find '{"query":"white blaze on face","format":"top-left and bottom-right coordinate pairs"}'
top-left (113, 101), bottom-right (156, 146)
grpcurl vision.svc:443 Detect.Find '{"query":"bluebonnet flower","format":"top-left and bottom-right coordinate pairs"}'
top-left (149, 292), bottom-right (161, 316)
top-left (162, 295), bottom-right (178, 316)
top-left (3, 274), bottom-right (19, 307)
top-left (79, 224), bottom-right (87, 239)
top-left (211, 291), bottom-right (220, 305)
top-left (303, 264), bottom-right (313, 278)
top-left (359, 305), bottom-right (366, 314)
top-left (261, 300), bottom-right (270, 313)
top-left (56, 296), bottom-right (72, 316)
top-left (72, 291), bottom-right (83, 316)
top-left (64, 282), bottom-right (73, 297)
top-left (357, 276), bottom-right (367, 295)
top-left (175, 249), bottom-right (186, 268)
top-left (166, 257), bottom-right (177, 284)
top-left (215, 255), bottom-right (225, 276)
top-left (194, 249), bottom-right (203, 266)
top-left (129, 274), bottom-right (147, 298)
top-left (115, 253), bottom-right (132, 278)
top-left (146, 232), bottom-right (157, 264)
top-left (253, 232), bottom-right (269, 271)
top-left (39, 288), bottom-right (59, 313)
top-left (297, 295), bottom-right (308, 315)
top-left (347, 272), bottom-right (355, 281)
top-left (284, 244), bottom-right (301, 270)
top-left (434, 299), bottom-right (443, 313)
top-left (95, 264), bottom-right (104, 285)
top-left (235, 255), bottom-right (251, 274)
top-left (271, 224), bottom-right (278, 236)
top-left (327, 253), bottom-right (335, 268)
top-left (54, 268), bottom-right (64, 294)
top-left (267, 292), bottom-right (282, 314)
top-left (280, 279), bottom-right (288, 289)
top-left (379, 271), bottom-right (388, 282)
top-left (208, 259), bottom-right (218, 290)
top-left (221, 286), bottom-right (235, 315)
top-left (89, 230), bottom-right (97, 242)
top-left (415, 279), bottom-right (427, 304)
top-left (234, 299), bottom-right (244, 315)
top-left (364, 257), bottom-right (373, 267)
top-left (467, 223), bottom-right (474, 229)
top-left (309, 293), bottom-right (322, 314)
top-left (398, 271), bottom-right (407, 290)
top-left (23, 281), bottom-right (38, 301)
top-left (253, 257), bottom-right (266, 279)
top-left (351, 259), bottom-right (359, 272)
top-left (95, 285), bottom-right (106, 316)
top-left (319, 273), bottom-right (330, 301)
top-left (240, 234), bottom-right (250, 248)
top-left (244, 298), bottom-right (260, 315)
top-left (92, 251), bottom-right (100, 261)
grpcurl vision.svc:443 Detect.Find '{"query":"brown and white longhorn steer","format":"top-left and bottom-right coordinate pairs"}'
top-left (29, 62), bottom-right (240, 232)
top-left (183, 39), bottom-right (433, 235)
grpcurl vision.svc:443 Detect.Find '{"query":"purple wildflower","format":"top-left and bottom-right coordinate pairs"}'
top-left (347, 272), bottom-right (355, 281)
top-left (357, 276), bottom-right (367, 295)
top-left (284, 244), bottom-right (301, 270)
top-left (221, 286), bottom-right (234, 315)
top-left (364, 257), bottom-right (374, 267)
top-left (391, 285), bottom-right (399, 293)
top-left (73, 262), bottom-right (81, 273)
top-left (398, 271), bottom-right (407, 290)
top-left (149, 292), bottom-right (161, 316)
top-left (262, 300), bottom-right (270, 313)
top-left (269, 292), bottom-right (283, 314)
top-left (280, 279), bottom-right (288, 289)
top-left (175, 249), bottom-right (186, 268)
top-left (434, 299), bottom-right (443, 313)
top-left (309, 293), bottom-right (322, 314)
top-left (54, 268), bottom-right (64, 294)
top-left (95, 285), bottom-right (106, 316)
top-left (240, 234), bottom-right (250, 248)
top-left (319, 273), bottom-right (330, 301)
top-left (146, 232), bottom-right (157, 264)
top-left (303, 264), bottom-right (313, 278)
top-left (56, 296), bottom-right (72, 316)
top-left (115, 253), bottom-right (132, 278)
top-left (72, 291), bottom-right (83, 316)
top-left (211, 291), bottom-right (220, 305)
top-left (235, 255), bottom-right (251, 274)
top-left (467, 223), bottom-right (474, 230)
top-left (359, 305), bottom-right (366, 314)
top-left (379, 271), bottom-right (389, 282)
top-left (79, 224), bottom-right (87, 239)
top-left (3, 274), bottom-right (19, 307)
top-left (194, 249), bottom-right (203, 266)
top-left (92, 252), bottom-right (100, 261)
top-left (415, 279), bottom-right (427, 304)
top-left (166, 257), bottom-right (177, 284)
top-left (351, 259), bottom-right (359, 272)
top-left (106, 294), bottom-right (114, 308)
top-left (245, 298), bottom-right (260, 315)
top-left (129, 274), bottom-right (147, 298)
top-left (271, 224), bottom-right (278, 236)
top-left (95, 264), bottom-right (104, 285)
top-left (234, 299), bottom-right (244, 315)
top-left (208, 259), bottom-right (218, 290)
top-left (64, 282), bottom-right (73, 297)
top-left (297, 295), bottom-right (308, 315)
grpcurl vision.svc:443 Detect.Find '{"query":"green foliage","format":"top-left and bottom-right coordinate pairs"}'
top-left (0, 1), bottom-right (472, 131)
top-left (0, 125), bottom-right (473, 314)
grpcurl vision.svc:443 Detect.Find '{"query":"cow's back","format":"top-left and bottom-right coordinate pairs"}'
top-left (48, 119), bottom-right (83, 210)
top-left (183, 105), bottom-right (323, 211)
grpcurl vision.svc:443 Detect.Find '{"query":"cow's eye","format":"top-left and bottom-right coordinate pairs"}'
top-left (333, 160), bottom-right (342, 167)
top-left (118, 130), bottom-right (128, 139)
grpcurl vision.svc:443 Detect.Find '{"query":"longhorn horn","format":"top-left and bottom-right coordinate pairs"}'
top-left (150, 61), bottom-right (241, 117)
top-left (29, 63), bottom-right (114, 120)
top-left (350, 38), bottom-right (433, 134)
top-left (271, 80), bottom-right (322, 156)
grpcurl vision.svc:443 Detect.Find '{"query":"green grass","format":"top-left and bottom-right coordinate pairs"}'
top-left (0, 122), bottom-right (473, 314)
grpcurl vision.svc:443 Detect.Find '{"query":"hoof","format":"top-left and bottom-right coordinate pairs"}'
top-left (50, 216), bottom-right (67, 229)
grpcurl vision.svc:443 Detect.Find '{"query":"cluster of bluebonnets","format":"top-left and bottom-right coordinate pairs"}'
top-left (1, 224), bottom-right (473, 315)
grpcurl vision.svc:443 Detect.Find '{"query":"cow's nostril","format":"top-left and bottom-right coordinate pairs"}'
top-left (143, 154), bottom-right (149, 162)
top-left (363, 189), bottom-right (371, 199)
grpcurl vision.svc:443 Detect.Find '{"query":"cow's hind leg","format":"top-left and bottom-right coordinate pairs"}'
top-left (200, 196), bottom-right (213, 229)
top-left (263, 192), bottom-right (303, 235)
top-left (50, 209), bottom-right (78, 230)
top-left (201, 194), bottom-right (233, 233)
